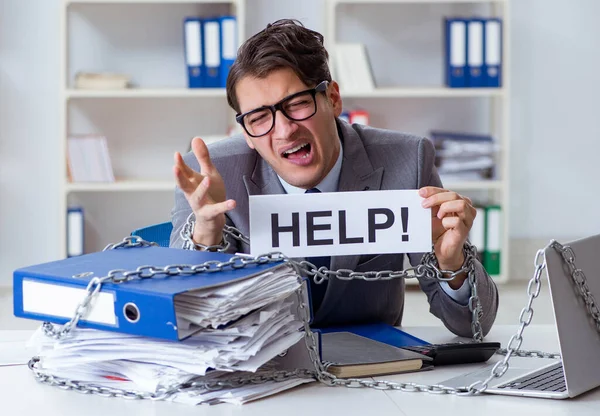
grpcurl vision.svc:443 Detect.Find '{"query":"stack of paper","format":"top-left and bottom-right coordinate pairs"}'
top-left (24, 258), bottom-right (316, 405)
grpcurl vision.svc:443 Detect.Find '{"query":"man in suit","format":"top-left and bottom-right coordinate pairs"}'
top-left (170, 19), bottom-right (498, 337)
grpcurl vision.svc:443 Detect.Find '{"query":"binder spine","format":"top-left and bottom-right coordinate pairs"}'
top-left (445, 18), bottom-right (468, 88)
top-left (219, 16), bottom-right (237, 88)
top-left (484, 18), bottom-right (502, 87)
top-left (467, 18), bottom-right (486, 88)
top-left (67, 206), bottom-right (84, 257)
top-left (184, 17), bottom-right (203, 88)
top-left (202, 18), bottom-right (222, 88)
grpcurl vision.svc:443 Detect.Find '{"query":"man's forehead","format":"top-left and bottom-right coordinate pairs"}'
top-left (236, 71), bottom-right (309, 112)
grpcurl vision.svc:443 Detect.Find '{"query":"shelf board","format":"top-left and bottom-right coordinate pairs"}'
top-left (65, 88), bottom-right (227, 99)
top-left (333, 0), bottom-right (506, 4)
top-left (66, 0), bottom-right (236, 4)
top-left (440, 180), bottom-right (504, 191)
top-left (66, 180), bottom-right (176, 192)
top-left (340, 87), bottom-right (505, 98)
top-left (65, 179), bottom-right (503, 193)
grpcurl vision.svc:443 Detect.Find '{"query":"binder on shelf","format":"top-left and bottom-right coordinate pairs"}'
top-left (13, 246), bottom-right (301, 341)
top-left (184, 17), bottom-right (204, 88)
top-left (66, 207), bottom-right (84, 258)
top-left (484, 18), bottom-right (503, 87)
top-left (444, 18), bottom-right (467, 88)
top-left (333, 43), bottom-right (375, 92)
top-left (349, 109), bottom-right (370, 126)
top-left (467, 18), bottom-right (486, 88)
top-left (339, 111), bottom-right (350, 123)
top-left (202, 18), bottom-right (222, 88)
top-left (219, 15), bottom-right (237, 88)
top-left (469, 206), bottom-right (486, 264)
top-left (484, 205), bottom-right (502, 276)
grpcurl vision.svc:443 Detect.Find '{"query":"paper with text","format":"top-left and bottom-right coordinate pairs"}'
top-left (249, 190), bottom-right (431, 257)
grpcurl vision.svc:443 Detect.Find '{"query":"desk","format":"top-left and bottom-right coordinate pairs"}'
top-left (2, 325), bottom-right (599, 415)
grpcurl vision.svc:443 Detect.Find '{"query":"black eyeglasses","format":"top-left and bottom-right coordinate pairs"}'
top-left (235, 81), bottom-right (329, 138)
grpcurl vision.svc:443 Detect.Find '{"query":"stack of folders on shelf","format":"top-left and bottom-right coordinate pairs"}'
top-left (13, 246), bottom-right (315, 405)
top-left (468, 205), bottom-right (502, 278)
top-left (333, 43), bottom-right (375, 93)
top-left (430, 130), bottom-right (497, 182)
top-left (444, 17), bottom-right (503, 88)
top-left (184, 15), bottom-right (237, 89)
top-left (67, 135), bottom-right (115, 183)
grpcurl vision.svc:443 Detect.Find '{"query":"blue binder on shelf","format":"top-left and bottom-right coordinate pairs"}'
top-left (444, 18), bottom-right (468, 88)
top-left (13, 246), bottom-right (295, 341)
top-left (484, 18), bottom-right (502, 87)
top-left (202, 17), bottom-right (222, 88)
top-left (467, 18), bottom-right (486, 88)
top-left (183, 17), bottom-right (204, 88)
top-left (219, 15), bottom-right (237, 88)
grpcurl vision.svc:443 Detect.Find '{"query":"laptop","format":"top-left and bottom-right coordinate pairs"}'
top-left (439, 233), bottom-right (600, 399)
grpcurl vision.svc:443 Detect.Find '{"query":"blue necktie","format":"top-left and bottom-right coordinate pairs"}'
top-left (305, 188), bottom-right (329, 313)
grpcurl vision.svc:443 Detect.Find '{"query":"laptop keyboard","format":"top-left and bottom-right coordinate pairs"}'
top-left (497, 362), bottom-right (566, 392)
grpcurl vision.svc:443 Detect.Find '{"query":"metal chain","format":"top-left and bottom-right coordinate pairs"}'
top-left (32, 226), bottom-right (600, 399)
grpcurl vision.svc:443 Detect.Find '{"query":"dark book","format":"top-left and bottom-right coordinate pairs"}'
top-left (320, 331), bottom-right (433, 378)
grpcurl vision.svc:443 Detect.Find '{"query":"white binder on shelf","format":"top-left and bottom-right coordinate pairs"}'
top-left (333, 43), bottom-right (375, 93)
top-left (66, 207), bottom-right (84, 257)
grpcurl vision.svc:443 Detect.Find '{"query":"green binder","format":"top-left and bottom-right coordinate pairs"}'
top-left (483, 205), bottom-right (502, 276)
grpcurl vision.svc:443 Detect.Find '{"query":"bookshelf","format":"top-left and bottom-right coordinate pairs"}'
top-left (59, 0), bottom-right (246, 256)
top-left (325, 0), bottom-right (511, 283)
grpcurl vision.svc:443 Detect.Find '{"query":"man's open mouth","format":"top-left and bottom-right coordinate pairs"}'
top-left (282, 143), bottom-right (311, 159)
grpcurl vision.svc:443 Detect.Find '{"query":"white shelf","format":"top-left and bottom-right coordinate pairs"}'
top-left (66, 180), bottom-right (176, 192)
top-left (66, 0), bottom-right (236, 4)
top-left (332, 0), bottom-right (505, 4)
top-left (66, 88), bottom-right (227, 99)
top-left (440, 180), bottom-right (503, 191)
top-left (341, 87), bottom-right (504, 99)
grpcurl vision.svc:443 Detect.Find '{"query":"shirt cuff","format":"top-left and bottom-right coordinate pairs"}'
top-left (439, 279), bottom-right (471, 305)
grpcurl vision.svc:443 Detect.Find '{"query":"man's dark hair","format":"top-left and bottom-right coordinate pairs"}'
top-left (226, 19), bottom-right (332, 114)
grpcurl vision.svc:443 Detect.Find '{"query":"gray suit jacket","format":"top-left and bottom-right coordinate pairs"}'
top-left (170, 120), bottom-right (498, 337)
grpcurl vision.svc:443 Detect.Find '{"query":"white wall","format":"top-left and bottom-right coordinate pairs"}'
top-left (0, 0), bottom-right (598, 286)
top-left (0, 0), bottom-right (61, 284)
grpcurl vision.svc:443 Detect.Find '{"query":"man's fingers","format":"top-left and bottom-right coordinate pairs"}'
top-left (438, 200), bottom-right (475, 229)
top-left (173, 151), bottom-right (200, 182)
top-left (173, 163), bottom-right (199, 195)
top-left (192, 137), bottom-right (216, 175)
top-left (196, 199), bottom-right (237, 222)
top-left (419, 186), bottom-right (447, 198)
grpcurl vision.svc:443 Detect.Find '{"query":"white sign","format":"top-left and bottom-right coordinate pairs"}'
top-left (249, 190), bottom-right (431, 257)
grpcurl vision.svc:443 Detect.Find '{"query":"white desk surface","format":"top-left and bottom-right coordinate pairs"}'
top-left (1, 325), bottom-right (599, 415)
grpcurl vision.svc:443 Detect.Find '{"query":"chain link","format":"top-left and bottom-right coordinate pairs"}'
top-left (33, 226), bottom-right (600, 400)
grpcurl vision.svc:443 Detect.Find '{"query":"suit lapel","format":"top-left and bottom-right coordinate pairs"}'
top-left (242, 153), bottom-right (286, 196)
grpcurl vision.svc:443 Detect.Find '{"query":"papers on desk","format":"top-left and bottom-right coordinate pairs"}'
top-left (25, 265), bottom-right (316, 405)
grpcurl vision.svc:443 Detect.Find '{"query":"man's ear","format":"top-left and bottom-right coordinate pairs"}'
top-left (328, 80), bottom-right (343, 117)
top-left (244, 135), bottom-right (255, 150)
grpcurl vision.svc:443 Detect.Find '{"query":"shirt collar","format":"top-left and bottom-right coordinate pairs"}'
top-left (277, 141), bottom-right (344, 194)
